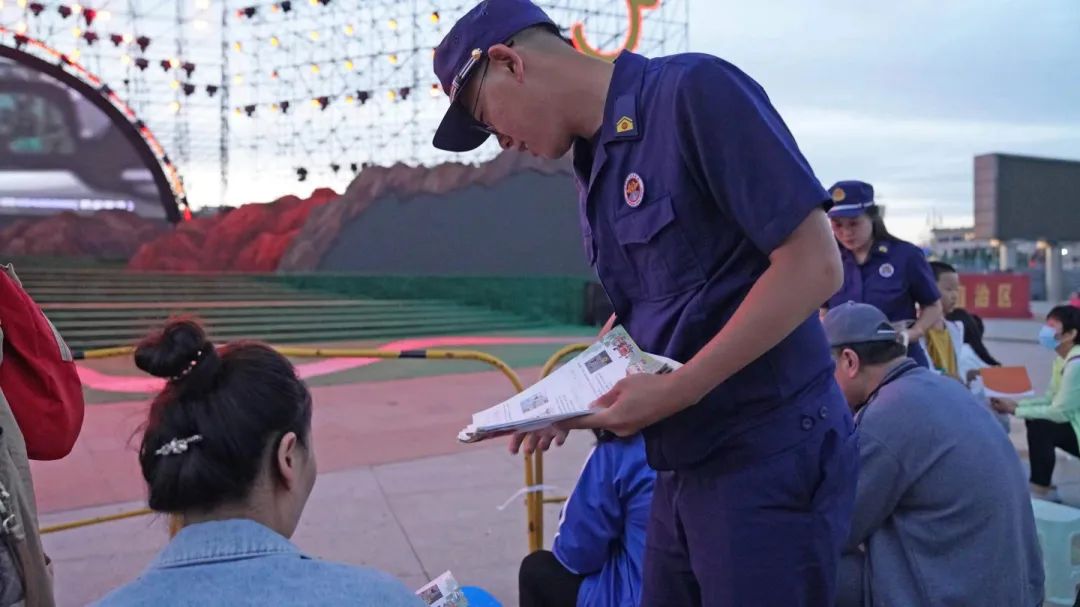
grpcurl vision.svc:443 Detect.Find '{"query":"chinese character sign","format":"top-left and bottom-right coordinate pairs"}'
top-left (958, 274), bottom-right (1031, 319)
top-left (997, 284), bottom-right (1012, 309)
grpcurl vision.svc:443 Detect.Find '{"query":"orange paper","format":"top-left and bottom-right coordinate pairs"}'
top-left (980, 366), bottom-right (1035, 399)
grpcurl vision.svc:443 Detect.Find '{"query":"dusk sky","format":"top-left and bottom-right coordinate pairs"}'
top-left (29, 0), bottom-right (1068, 244)
top-left (685, 0), bottom-right (1080, 243)
top-left (167, 1), bottom-right (1080, 244)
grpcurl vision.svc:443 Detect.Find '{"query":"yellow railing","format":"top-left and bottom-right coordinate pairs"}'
top-left (56, 342), bottom-right (595, 552)
top-left (525, 343), bottom-right (590, 551)
top-left (48, 345), bottom-right (526, 538)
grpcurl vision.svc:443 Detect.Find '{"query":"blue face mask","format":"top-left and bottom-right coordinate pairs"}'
top-left (1038, 325), bottom-right (1061, 350)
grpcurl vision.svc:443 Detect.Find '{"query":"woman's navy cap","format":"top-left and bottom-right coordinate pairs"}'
top-left (827, 180), bottom-right (876, 218)
top-left (432, 0), bottom-right (557, 152)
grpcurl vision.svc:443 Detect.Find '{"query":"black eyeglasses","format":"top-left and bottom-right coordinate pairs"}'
top-left (470, 59), bottom-right (496, 135)
top-left (451, 41), bottom-right (514, 137)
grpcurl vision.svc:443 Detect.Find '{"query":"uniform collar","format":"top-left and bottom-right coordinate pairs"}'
top-left (597, 50), bottom-right (647, 146)
top-left (578, 51), bottom-right (647, 193)
top-left (854, 358), bottom-right (922, 423)
top-left (870, 240), bottom-right (892, 258)
top-left (151, 519), bottom-right (302, 569)
top-left (840, 240), bottom-right (892, 265)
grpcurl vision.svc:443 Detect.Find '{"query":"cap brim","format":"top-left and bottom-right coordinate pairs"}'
top-left (828, 334), bottom-right (899, 348)
top-left (828, 206), bottom-right (868, 219)
top-left (433, 101), bottom-right (491, 152)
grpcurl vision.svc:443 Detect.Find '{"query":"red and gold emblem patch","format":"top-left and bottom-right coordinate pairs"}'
top-left (624, 173), bottom-right (644, 208)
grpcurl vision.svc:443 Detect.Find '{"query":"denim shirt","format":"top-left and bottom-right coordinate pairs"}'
top-left (93, 519), bottom-right (425, 606)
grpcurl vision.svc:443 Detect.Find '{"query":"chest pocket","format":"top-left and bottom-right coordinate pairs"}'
top-left (863, 262), bottom-right (910, 315)
top-left (613, 194), bottom-right (705, 300)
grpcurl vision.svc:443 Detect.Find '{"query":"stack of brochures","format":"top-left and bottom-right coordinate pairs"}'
top-left (457, 327), bottom-right (680, 443)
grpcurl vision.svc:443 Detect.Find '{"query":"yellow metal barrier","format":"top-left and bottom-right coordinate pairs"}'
top-left (51, 344), bottom-right (527, 539)
top-left (76, 346), bottom-right (135, 360)
top-left (41, 507), bottom-right (154, 534)
top-left (526, 343), bottom-right (590, 551)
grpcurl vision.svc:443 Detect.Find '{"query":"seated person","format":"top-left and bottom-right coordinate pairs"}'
top-left (947, 308), bottom-right (1001, 367)
top-left (992, 304), bottom-right (1080, 502)
top-left (824, 303), bottom-right (1043, 607)
top-left (95, 320), bottom-right (423, 606)
top-left (929, 262), bottom-right (1002, 372)
top-left (923, 261), bottom-right (964, 378)
top-left (518, 431), bottom-right (654, 607)
top-left (927, 261), bottom-right (1009, 431)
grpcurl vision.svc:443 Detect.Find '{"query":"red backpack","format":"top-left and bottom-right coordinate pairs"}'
top-left (0, 266), bottom-right (85, 460)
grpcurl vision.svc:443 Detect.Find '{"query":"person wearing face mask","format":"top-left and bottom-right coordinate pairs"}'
top-left (823, 302), bottom-right (1043, 607)
top-left (824, 181), bottom-right (944, 368)
top-left (992, 304), bottom-right (1080, 502)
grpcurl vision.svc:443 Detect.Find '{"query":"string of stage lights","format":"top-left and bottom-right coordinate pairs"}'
top-left (1, 0), bottom-right (688, 207)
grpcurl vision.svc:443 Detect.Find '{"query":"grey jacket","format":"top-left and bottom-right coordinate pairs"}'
top-left (838, 360), bottom-right (1043, 607)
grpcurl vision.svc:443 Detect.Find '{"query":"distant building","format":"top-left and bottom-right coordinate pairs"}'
top-left (928, 227), bottom-right (1004, 271)
top-left (928, 227), bottom-right (1080, 272)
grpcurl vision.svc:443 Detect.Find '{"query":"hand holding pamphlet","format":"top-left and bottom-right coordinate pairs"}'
top-left (457, 327), bottom-right (680, 443)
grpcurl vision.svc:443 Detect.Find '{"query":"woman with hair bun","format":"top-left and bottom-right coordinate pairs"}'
top-left (95, 319), bottom-right (423, 606)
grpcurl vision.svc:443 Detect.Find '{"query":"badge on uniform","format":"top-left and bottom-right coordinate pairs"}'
top-left (879, 263), bottom-right (895, 278)
top-left (612, 94), bottom-right (640, 140)
top-left (624, 173), bottom-right (644, 208)
top-left (831, 187), bottom-right (846, 203)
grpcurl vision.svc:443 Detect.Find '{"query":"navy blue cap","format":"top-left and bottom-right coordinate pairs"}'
top-left (823, 302), bottom-right (901, 348)
top-left (827, 180), bottom-right (876, 218)
top-left (432, 0), bottom-right (558, 152)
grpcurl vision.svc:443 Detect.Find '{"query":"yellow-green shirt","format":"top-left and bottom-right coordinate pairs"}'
top-left (1017, 346), bottom-right (1080, 444)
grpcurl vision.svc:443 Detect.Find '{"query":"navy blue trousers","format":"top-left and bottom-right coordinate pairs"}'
top-left (640, 386), bottom-right (859, 606)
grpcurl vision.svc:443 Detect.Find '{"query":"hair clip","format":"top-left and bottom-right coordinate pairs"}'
top-left (155, 434), bottom-right (203, 457)
top-left (170, 349), bottom-right (204, 381)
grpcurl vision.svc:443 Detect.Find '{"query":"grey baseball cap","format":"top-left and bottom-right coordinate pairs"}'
top-left (823, 302), bottom-right (901, 348)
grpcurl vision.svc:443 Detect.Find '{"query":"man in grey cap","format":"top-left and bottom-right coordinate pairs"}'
top-left (824, 301), bottom-right (1044, 606)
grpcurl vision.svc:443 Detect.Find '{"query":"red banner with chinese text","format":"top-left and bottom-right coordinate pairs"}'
top-left (958, 273), bottom-right (1031, 319)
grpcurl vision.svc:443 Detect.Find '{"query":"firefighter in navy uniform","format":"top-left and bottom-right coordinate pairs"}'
top-left (825, 180), bottom-right (944, 368)
top-left (432, 2), bottom-right (859, 604)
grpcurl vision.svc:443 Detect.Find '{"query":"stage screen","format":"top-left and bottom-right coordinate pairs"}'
top-left (0, 56), bottom-right (169, 220)
top-left (974, 153), bottom-right (1080, 242)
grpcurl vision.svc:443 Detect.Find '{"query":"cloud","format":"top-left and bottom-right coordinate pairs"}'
top-left (781, 105), bottom-right (1080, 242)
top-left (787, 108), bottom-right (1080, 148)
top-left (683, 0), bottom-right (1080, 243)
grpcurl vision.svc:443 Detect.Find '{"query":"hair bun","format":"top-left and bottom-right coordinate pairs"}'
top-left (135, 319), bottom-right (217, 383)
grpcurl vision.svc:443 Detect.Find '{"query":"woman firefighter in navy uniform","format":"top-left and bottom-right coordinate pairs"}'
top-left (825, 180), bottom-right (944, 367)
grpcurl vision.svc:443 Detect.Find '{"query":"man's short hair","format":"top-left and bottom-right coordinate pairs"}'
top-left (930, 261), bottom-right (957, 281)
top-left (832, 340), bottom-right (908, 366)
